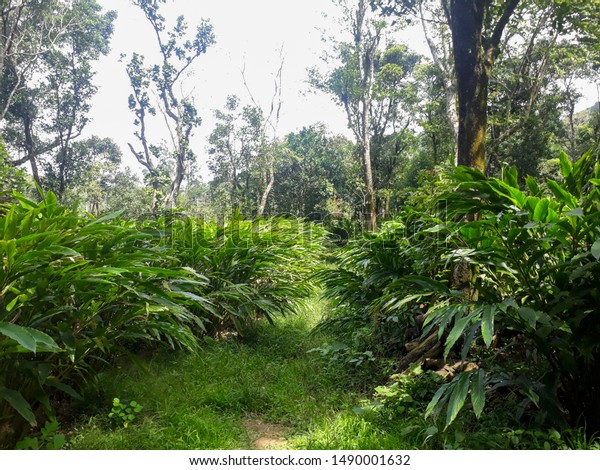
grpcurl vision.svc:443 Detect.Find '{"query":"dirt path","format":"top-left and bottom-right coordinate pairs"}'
top-left (244, 415), bottom-right (291, 449)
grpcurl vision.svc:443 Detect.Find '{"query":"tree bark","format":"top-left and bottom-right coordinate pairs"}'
top-left (449, 0), bottom-right (487, 172)
top-left (449, 0), bottom-right (520, 172)
top-left (356, 0), bottom-right (379, 231)
top-left (257, 162), bottom-right (275, 217)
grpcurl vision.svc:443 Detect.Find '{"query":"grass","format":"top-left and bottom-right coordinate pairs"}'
top-left (67, 296), bottom-right (411, 450)
top-left (39, 294), bottom-right (600, 450)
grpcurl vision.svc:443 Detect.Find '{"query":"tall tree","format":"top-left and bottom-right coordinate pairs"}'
top-left (0, 0), bottom-right (74, 121)
top-left (208, 95), bottom-right (261, 215)
top-left (1, 0), bottom-right (115, 189)
top-left (271, 124), bottom-right (357, 219)
top-left (312, 0), bottom-right (418, 230)
top-left (207, 93), bottom-right (283, 218)
top-left (126, 0), bottom-right (214, 209)
top-left (374, 0), bottom-right (521, 171)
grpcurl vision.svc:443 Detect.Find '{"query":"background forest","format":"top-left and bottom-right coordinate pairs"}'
top-left (1, 0), bottom-right (600, 451)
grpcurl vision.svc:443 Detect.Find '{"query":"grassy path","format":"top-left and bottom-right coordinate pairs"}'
top-left (68, 297), bottom-right (406, 450)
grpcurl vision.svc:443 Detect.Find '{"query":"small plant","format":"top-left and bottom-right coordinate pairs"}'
top-left (15, 419), bottom-right (66, 450)
top-left (108, 398), bottom-right (143, 428)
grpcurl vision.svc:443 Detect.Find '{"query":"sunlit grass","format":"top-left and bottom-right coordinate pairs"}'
top-left (68, 298), bottom-right (371, 449)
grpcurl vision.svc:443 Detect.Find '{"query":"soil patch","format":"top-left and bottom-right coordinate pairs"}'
top-left (243, 415), bottom-right (291, 449)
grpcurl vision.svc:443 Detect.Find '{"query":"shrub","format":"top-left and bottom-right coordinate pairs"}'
top-left (317, 149), bottom-right (600, 436)
top-left (424, 149), bottom-right (600, 432)
top-left (0, 192), bottom-right (212, 446)
top-left (157, 215), bottom-right (326, 336)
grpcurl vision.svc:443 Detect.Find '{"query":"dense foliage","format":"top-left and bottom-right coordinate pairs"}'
top-left (1, 0), bottom-right (600, 452)
top-left (318, 148), bottom-right (600, 435)
top-left (0, 192), bottom-right (323, 447)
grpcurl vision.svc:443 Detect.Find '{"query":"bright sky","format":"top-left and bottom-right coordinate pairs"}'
top-left (88, 1), bottom-right (598, 180)
top-left (88, 0), bottom-right (376, 179)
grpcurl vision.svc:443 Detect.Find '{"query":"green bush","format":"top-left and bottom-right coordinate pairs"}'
top-left (0, 195), bottom-right (326, 446)
top-left (317, 149), bottom-right (600, 436)
top-left (157, 215), bottom-right (326, 336)
top-left (424, 149), bottom-right (600, 432)
top-left (0, 192), bottom-right (212, 446)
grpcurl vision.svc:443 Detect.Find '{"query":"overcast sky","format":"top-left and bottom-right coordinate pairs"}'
top-left (87, 0), bottom-right (377, 179)
top-left (88, 0), bottom-right (598, 180)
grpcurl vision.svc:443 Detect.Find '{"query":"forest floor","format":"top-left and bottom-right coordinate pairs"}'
top-left (66, 296), bottom-right (409, 450)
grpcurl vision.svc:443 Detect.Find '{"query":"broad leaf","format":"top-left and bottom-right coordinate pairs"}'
top-left (481, 305), bottom-right (494, 348)
top-left (446, 373), bottom-right (470, 428)
top-left (0, 388), bottom-right (37, 425)
top-left (444, 316), bottom-right (470, 358)
top-left (559, 151), bottom-right (572, 178)
top-left (471, 369), bottom-right (486, 418)
top-left (592, 239), bottom-right (600, 261)
top-left (0, 322), bottom-right (37, 353)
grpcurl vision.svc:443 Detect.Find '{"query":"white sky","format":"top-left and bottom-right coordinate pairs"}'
top-left (88, 0), bottom-right (370, 179)
top-left (87, 0), bottom-right (598, 180)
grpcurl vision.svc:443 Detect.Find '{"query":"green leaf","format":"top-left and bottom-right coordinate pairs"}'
top-left (444, 316), bottom-right (470, 358)
top-left (0, 388), bottom-right (37, 425)
top-left (471, 369), bottom-right (486, 418)
top-left (0, 322), bottom-right (61, 353)
top-left (502, 166), bottom-right (519, 189)
top-left (525, 176), bottom-right (540, 196)
top-left (518, 307), bottom-right (538, 329)
top-left (591, 239), bottom-right (600, 261)
top-left (5, 296), bottom-right (20, 313)
top-left (425, 382), bottom-right (450, 418)
top-left (446, 373), bottom-right (470, 428)
top-left (46, 379), bottom-right (82, 400)
top-left (401, 275), bottom-right (451, 295)
top-left (28, 329), bottom-right (61, 353)
top-left (532, 199), bottom-right (549, 222)
top-left (481, 306), bottom-right (494, 348)
top-left (546, 180), bottom-right (576, 208)
top-left (0, 322), bottom-right (37, 353)
top-left (84, 210), bottom-right (124, 227)
top-left (559, 151), bottom-right (572, 178)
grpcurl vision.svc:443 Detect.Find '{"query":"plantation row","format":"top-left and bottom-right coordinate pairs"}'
top-left (317, 150), bottom-right (600, 440)
top-left (0, 195), bottom-right (324, 447)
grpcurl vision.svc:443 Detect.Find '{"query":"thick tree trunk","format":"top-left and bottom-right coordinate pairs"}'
top-left (449, 0), bottom-right (487, 172)
top-left (449, 0), bottom-right (520, 172)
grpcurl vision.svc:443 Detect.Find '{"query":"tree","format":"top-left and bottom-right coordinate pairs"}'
top-left (312, 0), bottom-right (421, 230)
top-left (208, 95), bottom-right (262, 215)
top-left (125, 0), bottom-right (215, 209)
top-left (374, 0), bottom-right (521, 171)
top-left (51, 136), bottom-right (122, 211)
top-left (208, 93), bottom-right (283, 218)
top-left (271, 124), bottom-right (357, 219)
top-left (0, 1), bottom-right (74, 121)
top-left (417, 1), bottom-right (458, 157)
top-left (1, 1), bottom-right (116, 190)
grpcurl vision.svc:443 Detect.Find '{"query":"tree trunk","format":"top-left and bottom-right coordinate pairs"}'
top-left (449, 0), bottom-right (487, 172)
top-left (22, 114), bottom-right (42, 188)
top-left (449, 0), bottom-right (520, 172)
top-left (363, 101), bottom-right (377, 231)
top-left (357, 0), bottom-right (379, 231)
top-left (257, 163), bottom-right (274, 218)
top-left (165, 155), bottom-right (185, 209)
